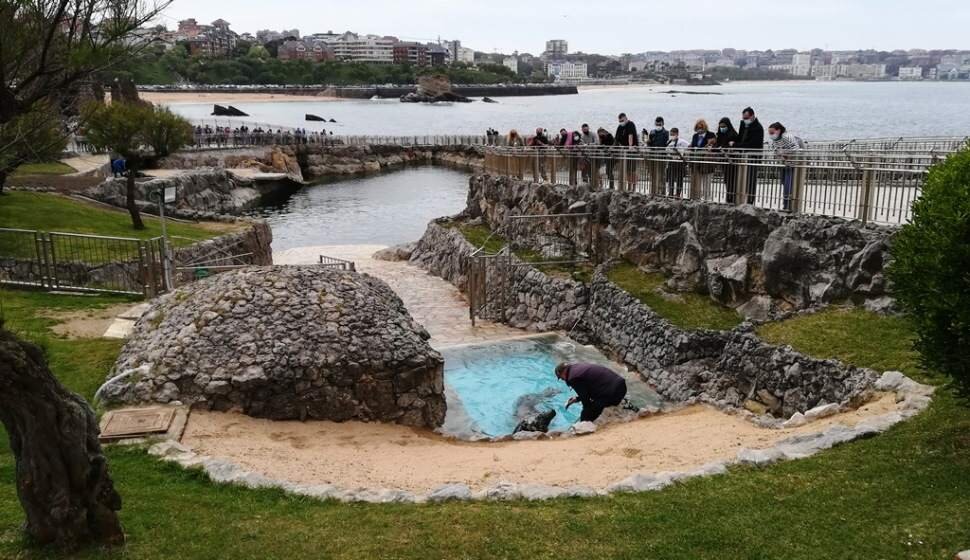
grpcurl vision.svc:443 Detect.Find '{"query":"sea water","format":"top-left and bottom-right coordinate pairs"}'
top-left (440, 334), bottom-right (660, 438)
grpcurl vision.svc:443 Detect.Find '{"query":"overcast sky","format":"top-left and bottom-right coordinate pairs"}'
top-left (160, 0), bottom-right (969, 54)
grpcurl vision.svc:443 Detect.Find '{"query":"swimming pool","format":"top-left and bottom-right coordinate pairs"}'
top-left (440, 334), bottom-right (661, 438)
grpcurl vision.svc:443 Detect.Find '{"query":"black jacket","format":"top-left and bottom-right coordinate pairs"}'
top-left (716, 128), bottom-right (739, 149)
top-left (615, 121), bottom-right (639, 146)
top-left (737, 118), bottom-right (764, 150)
top-left (648, 128), bottom-right (669, 148)
top-left (690, 131), bottom-right (716, 149)
top-left (565, 364), bottom-right (627, 405)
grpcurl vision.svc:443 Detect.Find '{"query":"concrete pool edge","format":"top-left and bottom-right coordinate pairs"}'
top-left (144, 371), bottom-right (933, 504)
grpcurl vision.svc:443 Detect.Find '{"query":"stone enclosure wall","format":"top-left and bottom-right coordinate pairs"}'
top-left (102, 266), bottom-right (447, 428)
top-left (410, 220), bottom-right (878, 420)
top-left (464, 174), bottom-right (897, 317)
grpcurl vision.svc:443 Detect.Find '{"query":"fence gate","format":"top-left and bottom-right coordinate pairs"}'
top-left (466, 249), bottom-right (513, 326)
top-left (0, 228), bottom-right (167, 297)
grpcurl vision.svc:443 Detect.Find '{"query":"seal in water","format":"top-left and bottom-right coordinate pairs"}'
top-left (512, 387), bottom-right (560, 433)
top-left (513, 409), bottom-right (556, 434)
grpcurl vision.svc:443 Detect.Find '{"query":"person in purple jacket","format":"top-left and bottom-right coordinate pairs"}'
top-left (555, 362), bottom-right (628, 422)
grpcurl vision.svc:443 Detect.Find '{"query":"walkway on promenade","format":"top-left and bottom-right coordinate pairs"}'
top-left (274, 244), bottom-right (521, 348)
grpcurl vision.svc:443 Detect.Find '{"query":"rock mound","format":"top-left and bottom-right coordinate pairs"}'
top-left (102, 266), bottom-right (446, 428)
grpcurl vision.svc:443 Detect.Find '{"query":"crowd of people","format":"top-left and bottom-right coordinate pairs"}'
top-left (494, 106), bottom-right (804, 211)
top-left (192, 125), bottom-right (336, 148)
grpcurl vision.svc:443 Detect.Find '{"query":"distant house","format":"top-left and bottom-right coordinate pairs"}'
top-left (278, 40), bottom-right (334, 62)
top-left (181, 18), bottom-right (237, 57)
top-left (393, 42), bottom-right (429, 66)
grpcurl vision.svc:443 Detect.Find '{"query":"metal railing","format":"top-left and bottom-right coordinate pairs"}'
top-left (482, 142), bottom-right (968, 225)
top-left (318, 255), bottom-right (357, 271)
top-left (0, 228), bottom-right (168, 296)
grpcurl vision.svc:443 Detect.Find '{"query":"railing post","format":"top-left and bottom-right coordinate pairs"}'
top-left (549, 151), bottom-right (559, 183)
top-left (618, 151), bottom-right (627, 190)
top-left (856, 169), bottom-right (875, 224)
top-left (590, 154), bottom-right (600, 190)
top-left (532, 151), bottom-right (540, 183)
top-left (736, 158), bottom-right (749, 205)
top-left (568, 150), bottom-right (578, 186)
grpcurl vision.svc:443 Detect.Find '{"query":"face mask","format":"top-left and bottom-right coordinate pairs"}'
top-left (619, 120), bottom-right (627, 126)
top-left (719, 127), bottom-right (728, 133)
top-left (655, 125), bottom-right (663, 131)
top-left (769, 133), bottom-right (780, 141)
top-left (743, 118), bottom-right (753, 126)
top-left (671, 136), bottom-right (679, 142)
top-left (696, 129), bottom-right (705, 134)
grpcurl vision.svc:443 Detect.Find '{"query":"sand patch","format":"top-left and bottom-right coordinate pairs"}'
top-left (46, 303), bottom-right (135, 339)
top-left (181, 394), bottom-right (899, 493)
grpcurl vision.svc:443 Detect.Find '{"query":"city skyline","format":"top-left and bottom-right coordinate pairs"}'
top-left (159, 0), bottom-right (970, 54)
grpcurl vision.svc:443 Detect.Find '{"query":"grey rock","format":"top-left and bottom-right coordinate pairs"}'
top-left (427, 483), bottom-right (473, 502)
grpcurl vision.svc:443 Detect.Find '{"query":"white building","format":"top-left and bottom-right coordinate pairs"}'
top-left (323, 32), bottom-right (395, 64)
top-left (503, 56), bottom-right (519, 74)
top-left (792, 53), bottom-right (812, 76)
top-left (547, 60), bottom-right (587, 81)
top-left (545, 39), bottom-right (568, 57)
top-left (898, 66), bottom-right (924, 80)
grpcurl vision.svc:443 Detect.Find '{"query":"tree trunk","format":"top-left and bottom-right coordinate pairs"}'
top-left (0, 169), bottom-right (7, 195)
top-left (125, 169), bottom-right (144, 230)
top-left (0, 328), bottom-right (125, 549)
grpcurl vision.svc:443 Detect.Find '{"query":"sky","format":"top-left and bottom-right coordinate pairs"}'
top-left (159, 0), bottom-right (970, 55)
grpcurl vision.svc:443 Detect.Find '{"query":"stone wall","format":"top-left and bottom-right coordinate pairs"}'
top-left (102, 266), bottom-right (447, 428)
top-left (286, 145), bottom-right (483, 181)
top-left (410, 220), bottom-right (878, 418)
top-left (464, 175), bottom-right (897, 317)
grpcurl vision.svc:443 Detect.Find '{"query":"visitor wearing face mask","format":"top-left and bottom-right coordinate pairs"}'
top-left (665, 128), bottom-right (689, 197)
top-left (615, 113), bottom-right (639, 191)
top-left (596, 127), bottom-right (616, 189)
top-left (715, 117), bottom-right (740, 203)
top-left (736, 107), bottom-right (765, 204)
top-left (528, 127), bottom-right (550, 182)
top-left (647, 117), bottom-right (669, 195)
top-left (768, 122), bottom-right (803, 212)
top-left (689, 119), bottom-right (717, 199)
top-left (577, 124), bottom-right (598, 184)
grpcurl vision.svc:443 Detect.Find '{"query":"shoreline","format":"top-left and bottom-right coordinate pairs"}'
top-left (140, 91), bottom-right (344, 104)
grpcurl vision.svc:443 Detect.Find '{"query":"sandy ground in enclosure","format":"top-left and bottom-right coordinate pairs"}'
top-left (139, 91), bottom-right (342, 104)
top-left (182, 394), bottom-right (899, 493)
top-left (46, 303), bottom-right (135, 339)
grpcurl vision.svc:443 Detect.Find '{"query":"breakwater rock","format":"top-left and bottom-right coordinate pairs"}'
top-left (102, 266), bottom-right (447, 428)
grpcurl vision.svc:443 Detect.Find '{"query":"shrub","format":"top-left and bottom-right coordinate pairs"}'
top-left (888, 144), bottom-right (970, 397)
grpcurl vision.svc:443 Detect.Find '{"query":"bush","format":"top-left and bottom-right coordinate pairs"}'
top-left (888, 144), bottom-right (970, 397)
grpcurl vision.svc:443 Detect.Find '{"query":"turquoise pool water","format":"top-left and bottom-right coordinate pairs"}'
top-left (441, 335), bottom-right (660, 438)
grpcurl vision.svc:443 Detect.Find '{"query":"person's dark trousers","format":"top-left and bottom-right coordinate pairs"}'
top-left (745, 156), bottom-right (760, 204)
top-left (578, 380), bottom-right (628, 422)
top-left (724, 164), bottom-right (738, 203)
top-left (781, 166), bottom-right (795, 211)
top-left (667, 162), bottom-right (685, 197)
top-left (580, 399), bottom-right (606, 422)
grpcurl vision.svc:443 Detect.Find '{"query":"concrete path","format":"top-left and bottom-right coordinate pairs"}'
top-left (276, 245), bottom-right (523, 348)
top-left (61, 154), bottom-right (109, 176)
top-left (103, 302), bottom-right (150, 339)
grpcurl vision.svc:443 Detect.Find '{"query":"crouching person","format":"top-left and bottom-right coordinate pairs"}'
top-left (555, 362), bottom-right (627, 422)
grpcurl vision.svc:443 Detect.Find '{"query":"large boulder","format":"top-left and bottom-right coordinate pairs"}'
top-left (102, 266), bottom-right (446, 428)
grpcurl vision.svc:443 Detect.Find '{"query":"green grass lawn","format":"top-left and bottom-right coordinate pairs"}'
top-left (11, 162), bottom-right (76, 177)
top-left (1, 293), bottom-right (968, 559)
top-left (608, 261), bottom-right (742, 331)
top-left (0, 192), bottom-right (234, 259)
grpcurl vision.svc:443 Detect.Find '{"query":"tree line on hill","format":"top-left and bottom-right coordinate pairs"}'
top-left (112, 44), bottom-right (526, 86)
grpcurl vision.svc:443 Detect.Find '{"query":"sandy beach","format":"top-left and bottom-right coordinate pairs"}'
top-left (139, 91), bottom-right (343, 104)
top-left (181, 394), bottom-right (899, 493)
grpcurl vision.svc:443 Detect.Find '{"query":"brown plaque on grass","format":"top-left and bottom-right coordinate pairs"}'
top-left (100, 407), bottom-right (176, 440)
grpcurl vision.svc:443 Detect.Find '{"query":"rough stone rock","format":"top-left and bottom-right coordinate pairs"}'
top-left (743, 399), bottom-right (769, 415)
top-left (427, 484), bottom-right (472, 502)
top-left (462, 174), bottom-right (896, 311)
top-left (804, 403), bottom-right (840, 420)
top-left (736, 447), bottom-right (784, 465)
top-left (736, 295), bottom-right (773, 321)
top-left (571, 421), bottom-right (597, 435)
top-left (373, 242), bottom-right (417, 262)
top-left (781, 412), bottom-right (808, 428)
top-left (102, 266), bottom-right (446, 428)
top-left (955, 551), bottom-right (970, 560)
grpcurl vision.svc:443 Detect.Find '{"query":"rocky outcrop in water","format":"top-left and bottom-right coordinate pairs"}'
top-left (102, 266), bottom-right (447, 428)
top-left (401, 75), bottom-right (472, 103)
top-left (212, 104), bottom-right (248, 117)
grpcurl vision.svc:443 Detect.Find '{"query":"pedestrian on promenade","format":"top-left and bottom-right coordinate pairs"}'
top-left (715, 117), bottom-right (741, 203)
top-left (690, 119), bottom-right (717, 199)
top-left (508, 129), bottom-right (525, 147)
top-left (528, 127), bottom-right (551, 182)
top-left (615, 113), bottom-right (639, 191)
top-left (666, 128), bottom-right (688, 196)
top-left (768, 122), bottom-right (804, 212)
top-left (578, 124), bottom-right (598, 184)
top-left (556, 128), bottom-right (569, 146)
top-left (737, 107), bottom-right (765, 204)
top-left (647, 116), bottom-right (669, 194)
top-left (596, 127), bottom-right (616, 189)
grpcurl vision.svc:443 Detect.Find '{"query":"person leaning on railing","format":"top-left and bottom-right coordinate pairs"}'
top-left (666, 128), bottom-right (689, 197)
top-left (715, 117), bottom-right (741, 203)
top-left (527, 127), bottom-right (551, 182)
top-left (690, 119), bottom-right (718, 199)
top-left (768, 122), bottom-right (804, 212)
top-left (578, 123), bottom-right (598, 184)
top-left (737, 107), bottom-right (765, 204)
top-left (596, 127), bottom-right (616, 189)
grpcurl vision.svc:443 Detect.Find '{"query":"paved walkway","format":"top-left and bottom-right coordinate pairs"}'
top-left (61, 154), bottom-right (109, 176)
top-left (275, 245), bottom-right (523, 348)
